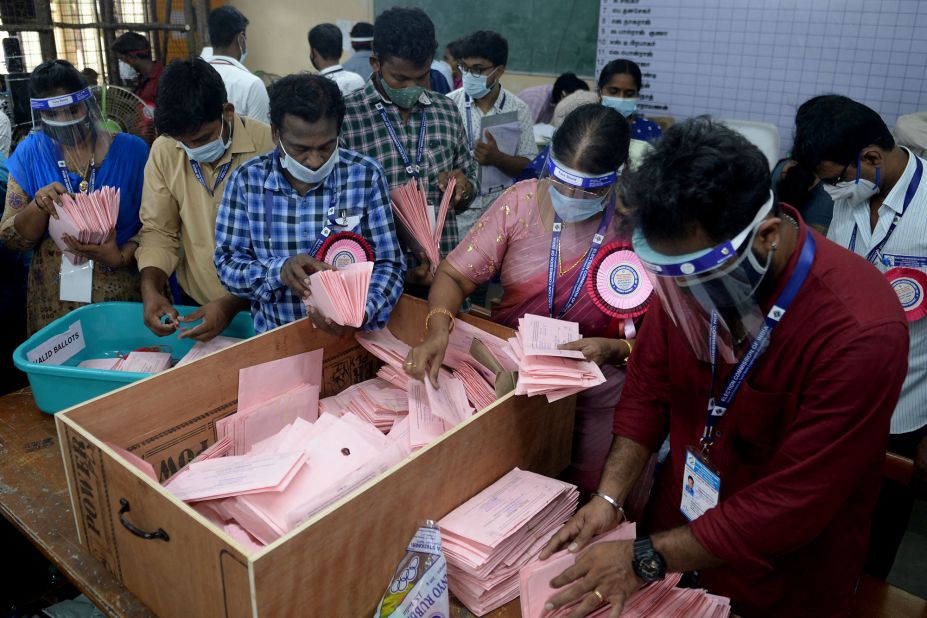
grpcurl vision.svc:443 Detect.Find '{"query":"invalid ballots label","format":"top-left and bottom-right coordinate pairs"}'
top-left (28, 320), bottom-right (85, 366)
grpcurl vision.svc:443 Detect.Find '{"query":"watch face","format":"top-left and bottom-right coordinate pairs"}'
top-left (640, 557), bottom-right (661, 578)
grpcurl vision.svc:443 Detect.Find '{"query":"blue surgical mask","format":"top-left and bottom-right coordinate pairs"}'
top-left (280, 141), bottom-right (340, 185)
top-left (601, 96), bottom-right (638, 118)
top-left (182, 120), bottom-right (231, 163)
top-left (547, 185), bottom-right (607, 223)
top-left (462, 68), bottom-right (497, 100)
top-left (238, 33), bottom-right (248, 63)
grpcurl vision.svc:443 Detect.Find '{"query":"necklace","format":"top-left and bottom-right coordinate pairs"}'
top-left (78, 156), bottom-right (95, 193)
top-left (557, 239), bottom-right (589, 276)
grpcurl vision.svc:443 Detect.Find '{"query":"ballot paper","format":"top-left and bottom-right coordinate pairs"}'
top-left (507, 332), bottom-right (606, 403)
top-left (518, 314), bottom-right (584, 359)
top-left (164, 450), bottom-right (307, 502)
top-left (390, 176), bottom-right (456, 272)
top-left (305, 261), bottom-right (373, 327)
top-left (424, 374), bottom-right (473, 426)
top-left (48, 187), bottom-right (120, 266)
top-left (452, 361), bottom-right (496, 410)
top-left (408, 381), bottom-right (448, 450)
top-left (176, 336), bottom-right (242, 366)
top-left (105, 442), bottom-right (158, 482)
top-left (519, 524), bottom-right (732, 618)
top-left (78, 357), bottom-right (123, 370)
top-left (438, 468), bottom-right (579, 615)
top-left (319, 377), bottom-right (408, 432)
top-left (479, 111), bottom-right (521, 195)
top-left (119, 351), bottom-right (172, 373)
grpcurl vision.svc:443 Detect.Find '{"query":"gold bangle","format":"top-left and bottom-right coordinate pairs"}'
top-left (425, 307), bottom-right (456, 334)
top-left (619, 339), bottom-right (633, 367)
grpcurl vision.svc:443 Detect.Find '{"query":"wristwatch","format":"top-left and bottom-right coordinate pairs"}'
top-left (631, 536), bottom-right (666, 583)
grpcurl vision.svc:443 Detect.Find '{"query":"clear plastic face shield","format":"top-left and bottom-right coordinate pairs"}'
top-left (632, 193), bottom-right (776, 363)
top-left (30, 87), bottom-right (111, 151)
top-left (539, 154), bottom-right (621, 223)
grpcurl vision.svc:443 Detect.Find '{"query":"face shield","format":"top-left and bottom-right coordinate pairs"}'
top-left (539, 154), bottom-right (621, 223)
top-left (31, 87), bottom-right (112, 151)
top-left (632, 192), bottom-right (776, 363)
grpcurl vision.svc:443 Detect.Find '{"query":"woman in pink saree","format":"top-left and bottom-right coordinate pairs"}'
top-left (405, 105), bottom-right (646, 493)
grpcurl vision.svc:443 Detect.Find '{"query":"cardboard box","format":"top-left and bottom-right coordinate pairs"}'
top-left (56, 296), bottom-right (575, 617)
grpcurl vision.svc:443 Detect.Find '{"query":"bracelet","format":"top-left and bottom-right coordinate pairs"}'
top-left (618, 339), bottom-right (633, 367)
top-left (592, 491), bottom-right (626, 519)
top-left (425, 307), bottom-right (456, 334)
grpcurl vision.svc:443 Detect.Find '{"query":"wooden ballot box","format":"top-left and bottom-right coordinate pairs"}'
top-left (55, 295), bottom-right (575, 617)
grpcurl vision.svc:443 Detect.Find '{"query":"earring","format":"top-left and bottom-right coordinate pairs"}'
top-left (771, 242), bottom-right (779, 251)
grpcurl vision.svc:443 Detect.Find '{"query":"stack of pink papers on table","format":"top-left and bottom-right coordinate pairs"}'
top-left (519, 523), bottom-right (731, 618)
top-left (176, 335), bottom-right (242, 366)
top-left (390, 176), bottom-right (455, 272)
top-left (48, 187), bottom-right (120, 265)
top-left (438, 468), bottom-right (579, 615)
top-left (304, 261), bottom-right (373, 327)
top-left (79, 351), bottom-right (173, 373)
top-left (506, 316), bottom-right (606, 403)
top-left (319, 377), bottom-right (408, 432)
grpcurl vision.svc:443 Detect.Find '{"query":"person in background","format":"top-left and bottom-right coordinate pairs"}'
top-left (895, 111), bottom-right (927, 158)
top-left (80, 67), bottom-right (98, 86)
top-left (0, 60), bottom-right (149, 334)
top-left (0, 149), bottom-right (29, 394)
top-left (343, 21), bottom-right (374, 81)
top-left (215, 73), bottom-right (403, 334)
top-left (340, 7), bottom-right (478, 290)
top-left (308, 23), bottom-right (365, 97)
top-left (405, 105), bottom-right (636, 493)
top-left (112, 32), bottom-right (163, 107)
top-left (206, 5), bottom-right (270, 124)
top-left (518, 72), bottom-right (589, 125)
top-left (448, 30), bottom-right (537, 237)
top-left (791, 94), bottom-right (927, 581)
top-left (598, 58), bottom-right (661, 143)
top-left (540, 118), bottom-right (908, 617)
top-left (431, 54), bottom-right (454, 96)
top-left (0, 108), bottom-right (10, 157)
top-left (443, 40), bottom-right (463, 90)
top-left (772, 158), bottom-right (834, 234)
top-left (137, 59), bottom-right (274, 342)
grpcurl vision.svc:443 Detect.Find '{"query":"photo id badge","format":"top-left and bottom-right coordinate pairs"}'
top-left (680, 447), bottom-right (721, 522)
top-left (60, 256), bottom-right (93, 303)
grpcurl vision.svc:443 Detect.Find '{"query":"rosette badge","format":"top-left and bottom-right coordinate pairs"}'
top-left (316, 231), bottom-right (374, 268)
top-left (587, 241), bottom-right (653, 319)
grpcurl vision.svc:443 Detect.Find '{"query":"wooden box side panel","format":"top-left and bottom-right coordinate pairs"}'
top-left (252, 393), bottom-right (574, 616)
top-left (57, 417), bottom-right (255, 618)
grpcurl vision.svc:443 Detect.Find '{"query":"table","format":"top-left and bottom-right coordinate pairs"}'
top-left (0, 388), bottom-right (519, 617)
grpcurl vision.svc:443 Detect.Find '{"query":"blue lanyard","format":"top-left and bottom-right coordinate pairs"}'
top-left (546, 206), bottom-right (614, 319)
top-left (190, 159), bottom-right (233, 197)
top-left (375, 102), bottom-right (427, 179)
top-left (465, 92), bottom-right (506, 152)
top-left (702, 231), bottom-right (816, 455)
top-left (848, 155), bottom-right (923, 265)
top-left (263, 166), bottom-right (342, 255)
top-left (55, 147), bottom-right (95, 194)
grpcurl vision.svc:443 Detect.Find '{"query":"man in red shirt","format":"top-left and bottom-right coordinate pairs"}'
top-left (112, 32), bottom-right (164, 107)
top-left (541, 117), bottom-right (909, 617)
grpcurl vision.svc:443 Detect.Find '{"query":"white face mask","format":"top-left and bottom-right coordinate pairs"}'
top-left (119, 60), bottom-right (138, 82)
top-left (280, 141), bottom-right (339, 185)
top-left (822, 165), bottom-right (881, 205)
top-left (238, 33), bottom-right (248, 63)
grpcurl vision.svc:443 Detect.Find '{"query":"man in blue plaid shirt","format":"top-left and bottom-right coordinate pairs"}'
top-left (215, 73), bottom-right (404, 333)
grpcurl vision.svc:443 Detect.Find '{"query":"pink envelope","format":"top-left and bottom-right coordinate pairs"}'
top-left (424, 374), bottom-right (473, 426)
top-left (105, 442), bottom-right (158, 482)
top-left (408, 381), bottom-right (447, 449)
top-left (238, 349), bottom-right (323, 412)
top-left (165, 450), bottom-right (307, 502)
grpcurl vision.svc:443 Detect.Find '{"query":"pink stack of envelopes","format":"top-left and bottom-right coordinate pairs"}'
top-left (319, 377), bottom-right (408, 432)
top-left (519, 524), bottom-right (732, 618)
top-left (506, 314), bottom-right (606, 402)
top-left (390, 176), bottom-right (455, 272)
top-left (78, 349), bottom-right (172, 373)
top-left (48, 187), bottom-right (120, 265)
top-left (304, 261), bottom-right (373, 327)
top-left (437, 468), bottom-right (579, 615)
top-left (406, 374), bottom-right (474, 450)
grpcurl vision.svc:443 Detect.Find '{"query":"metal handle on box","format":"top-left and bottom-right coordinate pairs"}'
top-left (118, 498), bottom-right (170, 542)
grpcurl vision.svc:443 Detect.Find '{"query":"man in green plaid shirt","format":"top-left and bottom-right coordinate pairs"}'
top-left (340, 6), bottom-right (479, 288)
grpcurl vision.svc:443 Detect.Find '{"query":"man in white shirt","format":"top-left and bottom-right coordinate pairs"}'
top-left (447, 30), bottom-right (537, 237)
top-left (792, 94), bottom-right (927, 581)
top-left (205, 6), bottom-right (269, 124)
top-left (308, 23), bottom-right (365, 97)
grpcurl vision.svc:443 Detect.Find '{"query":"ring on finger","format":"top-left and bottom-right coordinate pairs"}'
top-left (592, 589), bottom-right (604, 604)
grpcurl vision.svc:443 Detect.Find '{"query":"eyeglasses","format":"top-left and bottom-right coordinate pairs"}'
top-left (457, 63), bottom-right (497, 77)
top-left (824, 160), bottom-right (852, 186)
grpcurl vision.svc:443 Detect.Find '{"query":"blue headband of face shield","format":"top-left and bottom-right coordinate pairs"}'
top-left (632, 192), bottom-right (775, 277)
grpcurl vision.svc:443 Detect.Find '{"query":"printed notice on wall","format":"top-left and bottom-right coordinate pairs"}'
top-left (28, 320), bottom-right (85, 366)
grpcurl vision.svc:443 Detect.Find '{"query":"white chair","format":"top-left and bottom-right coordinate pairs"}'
top-left (720, 119), bottom-right (781, 170)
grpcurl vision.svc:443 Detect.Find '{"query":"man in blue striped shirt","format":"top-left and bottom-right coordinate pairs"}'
top-left (215, 73), bottom-right (404, 333)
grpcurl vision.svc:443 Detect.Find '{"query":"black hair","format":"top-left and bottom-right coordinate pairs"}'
top-left (457, 30), bottom-right (508, 67)
top-left (112, 32), bottom-right (151, 59)
top-left (791, 94), bottom-right (894, 169)
top-left (30, 59), bottom-right (87, 98)
top-left (208, 6), bottom-right (249, 48)
top-left (373, 7), bottom-right (437, 68)
top-left (308, 23), bottom-right (343, 61)
top-left (625, 116), bottom-right (771, 244)
top-left (551, 104), bottom-right (629, 175)
top-left (154, 59), bottom-right (227, 136)
top-left (552, 72), bottom-right (589, 104)
top-left (598, 59), bottom-right (642, 91)
top-left (446, 39), bottom-right (464, 59)
top-left (350, 21), bottom-right (373, 50)
top-left (268, 73), bottom-right (345, 134)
